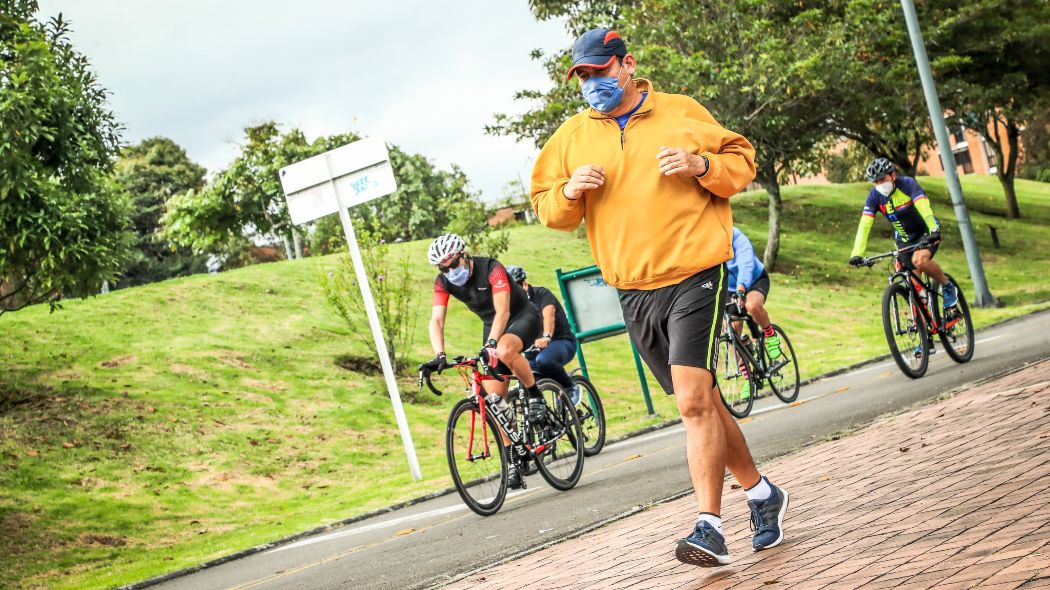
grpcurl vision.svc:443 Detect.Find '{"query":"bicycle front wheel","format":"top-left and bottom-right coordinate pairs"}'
top-left (572, 376), bottom-right (606, 456)
top-left (446, 398), bottom-right (508, 516)
top-left (535, 380), bottom-right (585, 491)
top-left (766, 324), bottom-right (801, 403)
top-left (714, 333), bottom-right (754, 418)
top-left (882, 283), bottom-right (929, 379)
top-left (940, 276), bottom-right (974, 364)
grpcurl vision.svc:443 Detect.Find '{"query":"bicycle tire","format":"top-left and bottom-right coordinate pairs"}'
top-left (882, 283), bottom-right (929, 379)
top-left (571, 375), bottom-right (606, 456)
top-left (714, 332), bottom-right (755, 418)
top-left (533, 380), bottom-right (585, 491)
top-left (766, 324), bottom-right (801, 403)
top-left (446, 398), bottom-right (508, 516)
top-left (939, 276), bottom-right (975, 364)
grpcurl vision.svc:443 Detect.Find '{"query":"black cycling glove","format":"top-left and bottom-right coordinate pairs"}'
top-left (928, 230), bottom-right (941, 243)
top-left (423, 353), bottom-right (447, 372)
top-left (849, 256), bottom-right (864, 267)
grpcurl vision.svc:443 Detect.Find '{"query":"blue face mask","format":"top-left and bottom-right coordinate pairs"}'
top-left (582, 72), bottom-right (629, 113)
top-left (445, 264), bottom-right (470, 286)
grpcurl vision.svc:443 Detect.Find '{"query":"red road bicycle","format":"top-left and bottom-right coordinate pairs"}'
top-left (418, 354), bottom-right (584, 516)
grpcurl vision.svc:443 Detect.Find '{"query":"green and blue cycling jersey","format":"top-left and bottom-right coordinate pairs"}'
top-left (851, 176), bottom-right (939, 258)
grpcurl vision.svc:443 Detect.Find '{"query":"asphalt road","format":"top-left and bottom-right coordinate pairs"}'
top-left (149, 309), bottom-right (1050, 590)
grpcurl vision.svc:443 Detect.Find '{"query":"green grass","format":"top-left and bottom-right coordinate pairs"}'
top-left (2, 176), bottom-right (1048, 589)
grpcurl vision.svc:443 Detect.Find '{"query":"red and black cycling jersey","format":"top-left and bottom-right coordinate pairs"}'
top-left (433, 256), bottom-right (531, 324)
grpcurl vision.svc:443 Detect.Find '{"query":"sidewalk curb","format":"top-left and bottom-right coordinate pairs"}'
top-left (119, 308), bottom-right (1049, 590)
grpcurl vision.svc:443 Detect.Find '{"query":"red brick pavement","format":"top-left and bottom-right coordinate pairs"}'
top-left (442, 360), bottom-right (1050, 590)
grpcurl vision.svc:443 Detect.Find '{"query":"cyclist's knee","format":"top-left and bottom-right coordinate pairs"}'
top-left (496, 342), bottom-right (521, 361)
top-left (745, 298), bottom-right (764, 315)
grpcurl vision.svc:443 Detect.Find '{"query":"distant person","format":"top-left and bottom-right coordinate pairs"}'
top-left (422, 233), bottom-right (543, 489)
top-left (850, 158), bottom-right (958, 355)
top-left (725, 227), bottom-right (782, 399)
top-left (529, 28), bottom-right (789, 567)
top-left (505, 265), bottom-right (581, 404)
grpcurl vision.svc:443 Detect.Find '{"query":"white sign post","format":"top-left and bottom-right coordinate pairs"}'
top-left (279, 137), bottom-right (422, 481)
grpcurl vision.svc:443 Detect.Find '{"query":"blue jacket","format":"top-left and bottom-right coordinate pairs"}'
top-left (726, 228), bottom-right (765, 291)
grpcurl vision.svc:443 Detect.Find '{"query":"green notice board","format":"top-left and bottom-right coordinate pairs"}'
top-left (556, 265), bottom-right (655, 415)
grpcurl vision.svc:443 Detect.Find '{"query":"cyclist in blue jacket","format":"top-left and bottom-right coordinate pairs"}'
top-left (726, 227), bottom-right (781, 399)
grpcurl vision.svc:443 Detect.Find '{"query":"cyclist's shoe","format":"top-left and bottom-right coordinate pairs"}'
top-left (942, 282), bottom-right (958, 309)
top-left (749, 477), bottom-right (790, 551)
top-left (507, 463), bottom-right (524, 490)
top-left (675, 521), bottom-right (730, 567)
top-left (527, 395), bottom-right (547, 425)
top-left (741, 379), bottom-right (752, 400)
top-left (765, 333), bottom-right (783, 360)
top-left (913, 344), bottom-right (936, 359)
top-left (569, 384), bottom-right (582, 406)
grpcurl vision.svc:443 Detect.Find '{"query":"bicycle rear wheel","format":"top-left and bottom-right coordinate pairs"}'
top-left (572, 376), bottom-right (606, 456)
top-left (446, 398), bottom-right (507, 516)
top-left (714, 333), bottom-right (754, 418)
top-left (534, 380), bottom-right (585, 491)
top-left (940, 277), bottom-right (974, 364)
top-left (766, 324), bottom-right (800, 403)
top-left (882, 283), bottom-right (929, 379)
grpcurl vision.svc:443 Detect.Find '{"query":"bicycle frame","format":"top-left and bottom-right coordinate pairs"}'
top-left (866, 242), bottom-right (947, 339)
top-left (722, 305), bottom-right (788, 384)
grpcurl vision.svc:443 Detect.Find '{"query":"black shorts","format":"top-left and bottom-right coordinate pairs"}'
top-left (900, 239), bottom-right (939, 272)
top-left (747, 270), bottom-right (771, 299)
top-left (618, 264), bottom-right (727, 395)
top-left (481, 303), bottom-right (542, 348)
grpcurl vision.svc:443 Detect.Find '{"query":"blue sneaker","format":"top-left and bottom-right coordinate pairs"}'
top-left (749, 478), bottom-right (790, 551)
top-left (569, 384), bottom-right (582, 406)
top-left (942, 282), bottom-right (958, 309)
top-left (675, 520), bottom-right (730, 567)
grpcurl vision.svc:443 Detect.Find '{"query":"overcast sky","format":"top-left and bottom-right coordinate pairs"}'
top-left (36, 1), bottom-right (571, 202)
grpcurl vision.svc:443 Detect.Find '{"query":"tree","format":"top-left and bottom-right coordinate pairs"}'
top-left (164, 123), bottom-right (493, 260)
top-left (114, 137), bottom-right (209, 286)
top-left (934, 0), bottom-right (1050, 219)
top-left (0, 1), bottom-right (131, 314)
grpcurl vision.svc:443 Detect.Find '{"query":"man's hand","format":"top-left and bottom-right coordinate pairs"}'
top-left (849, 256), bottom-right (864, 268)
top-left (535, 337), bottom-right (551, 350)
top-left (927, 230), bottom-right (941, 244)
top-left (563, 165), bottom-right (605, 200)
top-left (732, 290), bottom-right (746, 314)
top-left (657, 147), bottom-right (708, 177)
top-left (422, 353), bottom-right (448, 372)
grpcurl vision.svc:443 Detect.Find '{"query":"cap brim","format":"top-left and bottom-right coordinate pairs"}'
top-left (565, 55), bottom-right (616, 80)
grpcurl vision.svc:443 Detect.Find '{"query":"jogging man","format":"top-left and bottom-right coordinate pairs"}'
top-left (726, 227), bottom-right (782, 399)
top-left (506, 265), bottom-right (582, 404)
top-left (849, 158), bottom-right (958, 319)
top-left (423, 233), bottom-right (544, 489)
top-left (530, 28), bottom-right (789, 567)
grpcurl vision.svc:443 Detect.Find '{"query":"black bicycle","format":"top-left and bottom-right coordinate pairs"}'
top-left (713, 294), bottom-right (801, 418)
top-left (528, 363), bottom-right (605, 457)
top-left (418, 354), bottom-right (585, 516)
top-left (858, 240), bottom-right (975, 378)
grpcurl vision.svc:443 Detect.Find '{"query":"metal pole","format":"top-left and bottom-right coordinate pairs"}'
top-left (899, 0), bottom-right (997, 307)
top-left (326, 156), bottom-right (423, 481)
top-left (630, 340), bottom-right (655, 416)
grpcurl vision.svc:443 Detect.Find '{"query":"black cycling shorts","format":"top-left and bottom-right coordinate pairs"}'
top-left (618, 264), bottom-right (727, 395)
top-left (900, 239), bottom-right (939, 272)
top-left (481, 303), bottom-right (542, 348)
top-left (747, 270), bottom-right (771, 300)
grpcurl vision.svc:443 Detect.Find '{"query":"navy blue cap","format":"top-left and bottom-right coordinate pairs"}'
top-left (566, 28), bottom-right (627, 80)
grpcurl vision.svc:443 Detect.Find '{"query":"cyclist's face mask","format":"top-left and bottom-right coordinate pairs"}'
top-left (441, 255), bottom-right (470, 286)
top-left (875, 180), bottom-right (894, 197)
top-left (580, 61), bottom-right (630, 113)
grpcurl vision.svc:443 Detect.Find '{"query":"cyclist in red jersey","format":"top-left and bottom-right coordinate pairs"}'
top-left (423, 233), bottom-right (545, 489)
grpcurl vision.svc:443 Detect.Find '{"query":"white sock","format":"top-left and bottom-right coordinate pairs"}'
top-left (745, 476), bottom-right (772, 501)
top-left (697, 512), bottom-right (723, 535)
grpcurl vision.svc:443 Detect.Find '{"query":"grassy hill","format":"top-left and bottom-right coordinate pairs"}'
top-left (2, 176), bottom-right (1048, 589)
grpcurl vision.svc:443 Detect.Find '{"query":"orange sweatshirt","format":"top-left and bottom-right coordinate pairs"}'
top-left (530, 79), bottom-right (756, 290)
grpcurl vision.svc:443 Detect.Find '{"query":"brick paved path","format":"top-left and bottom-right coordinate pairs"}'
top-left (442, 360), bottom-right (1050, 590)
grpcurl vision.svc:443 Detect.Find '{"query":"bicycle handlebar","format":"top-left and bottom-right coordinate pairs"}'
top-left (860, 237), bottom-right (939, 268)
top-left (416, 353), bottom-right (508, 396)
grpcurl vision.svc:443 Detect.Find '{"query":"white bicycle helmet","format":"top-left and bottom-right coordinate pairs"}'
top-left (428, 233), bottom-right (466, 265)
